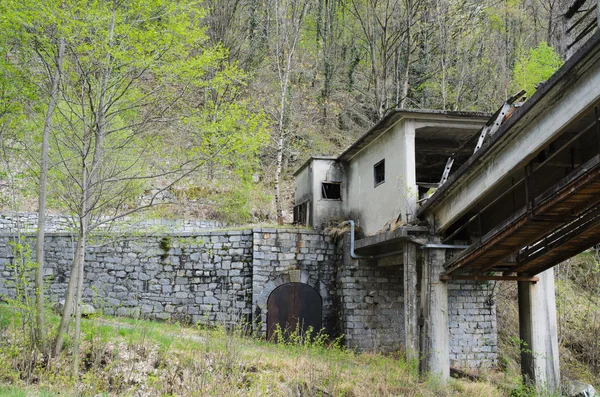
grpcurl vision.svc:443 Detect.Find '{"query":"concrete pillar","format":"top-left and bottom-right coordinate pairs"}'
top-left (518, 268), bottom-right (560, 394)
top-left (403, 241), bottom-right (418, 362)
top-left (420, 246), bottom-right (450, 382)
top-left (398, 120), bottom-right (417, 223)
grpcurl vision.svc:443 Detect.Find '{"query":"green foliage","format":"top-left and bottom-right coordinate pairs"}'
top-left (4, 239), bottom-right (37, 340)
top-left (0, 0), bottom-right (269, 222)
top-left (213, 179), bottom-right (271, 224)
top-left (512, 42), bottom-right (563, 97)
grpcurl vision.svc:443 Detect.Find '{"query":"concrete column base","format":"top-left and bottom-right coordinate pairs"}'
top-left (518, 268), bottom-right (560, 394)
top-left (403, 241), bottom-right (419, 362)
top-left (420, 246), bottom-right (450, 382)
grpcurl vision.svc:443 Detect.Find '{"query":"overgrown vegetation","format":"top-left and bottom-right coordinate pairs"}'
top-left (0, 304), bottom-right (521, 396)
top-left (497, 251), bottom-right (600, 391)
top-left (0, 0), bottom-right (576, 223)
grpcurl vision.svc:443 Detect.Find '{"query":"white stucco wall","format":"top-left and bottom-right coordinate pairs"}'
top-left (295, 158), bottom-right (345, 228)
top-left (311, 159), bottom-right (345, 227)
top-left (295, 165), bottom-right (312, 206)
top-left (346, 119), bottom-right (417, 235)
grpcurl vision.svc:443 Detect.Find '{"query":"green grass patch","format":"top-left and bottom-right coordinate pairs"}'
top-left (0, 303), bottom-right (514, 396)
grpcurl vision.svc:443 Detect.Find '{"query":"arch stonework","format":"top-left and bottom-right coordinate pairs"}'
top-left (253, 269), bottom-right (329, 335)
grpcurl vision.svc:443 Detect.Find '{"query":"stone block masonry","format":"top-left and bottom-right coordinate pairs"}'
top-left (0, 229), bottom-right (335, 330)
top-left (0, 231), bottom-right (253, 325)
top-left (0, 226), bottom-right (497, 370)
top-left (251, 229), bottom-right (336, 335)
top-left (448, 280), bottom-right (498, 368)
top-left (336, 240), bottom-right (405, 352)
top-left (0, 212), bottom-right (225, 233)
top-left (335, 238), bottom-right (497, 369)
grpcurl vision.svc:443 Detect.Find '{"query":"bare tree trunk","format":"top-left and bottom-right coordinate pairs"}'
top-left (71, 226), bottom-right (87, 378)
top-left (53, 237), bottom-right (82, 356)
top-left (72, 7), bottom-right (113, 376)
top-left (274, 125), bottom-right (285, 225)
top-left (35, 37), bottom-right (65, 353)
top-left (399, 3), bottom-right (412, 109)
top-left (273, 0), bottom-right (307, 225)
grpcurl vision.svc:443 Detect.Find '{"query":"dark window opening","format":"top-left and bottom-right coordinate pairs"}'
top-left (322, 182), bottom-right (341, 199)
top-left (374, 159), bottom-right (385, 186)
top-left (294, 201), bottom-right (309, 225)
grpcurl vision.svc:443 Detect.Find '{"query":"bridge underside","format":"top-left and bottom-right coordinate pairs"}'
top-left (445, 153), bottom-right (600, 277)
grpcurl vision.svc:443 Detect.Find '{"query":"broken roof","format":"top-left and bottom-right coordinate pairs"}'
top-left (337, 109), bottom-right (490, 162)
top-left (293, 109), bottom-right (491, 176)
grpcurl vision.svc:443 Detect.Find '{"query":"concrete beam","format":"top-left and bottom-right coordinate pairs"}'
top-left (420, 245), bottom-right (450, 381)
top-left (403, 241), bottom-right (418, 362)
top-left (518, 269), bottom-right (560, 394)
top-left (424, 40), bottom-right (600, 232)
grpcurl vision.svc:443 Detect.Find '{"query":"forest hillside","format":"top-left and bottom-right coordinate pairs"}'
top-left (1, 1), bottom-right (597, 395)
top-left (0, 0), bottom-right (568, 223)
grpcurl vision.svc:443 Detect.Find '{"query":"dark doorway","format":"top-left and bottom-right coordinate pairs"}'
top-left (293, 201), bottom-right (309, 225)
top-left (267, 283), bottom-right (322, 340)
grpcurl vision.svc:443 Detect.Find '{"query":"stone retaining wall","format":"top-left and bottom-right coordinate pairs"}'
top-left (0, 229), bottom-right (334, 330)
top-left (0, 227), bottom-right (497, 369)
top-left (251, 230), bottom-right (336, 335)
top-left (0, 212), bottom-right (225, 233)
top-left (336, 240), bottom-right (405, 352)
top-left (335, 238), bottom-right (497, 369)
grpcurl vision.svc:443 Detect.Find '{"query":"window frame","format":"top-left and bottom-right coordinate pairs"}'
top-left (321, 181), bottom-right (342, 200)
top-left (374, 159), bottom-right (385, 187)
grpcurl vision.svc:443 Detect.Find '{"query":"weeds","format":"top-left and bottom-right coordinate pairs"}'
top-left (0, 303), bottom-right (512, 396)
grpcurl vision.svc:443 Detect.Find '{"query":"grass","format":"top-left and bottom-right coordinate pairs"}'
top-left (0, 385), bottom-right (59, 397)
top-left (496, 252), bottom-right (600, 392)
top-left (0, 304), bottom-right (518, 396)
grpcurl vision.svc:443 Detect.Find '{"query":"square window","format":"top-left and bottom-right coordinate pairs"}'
top-left (374, 159), bottom-right (385, 187)
top-left (322, 182), bottom-right (341, 199)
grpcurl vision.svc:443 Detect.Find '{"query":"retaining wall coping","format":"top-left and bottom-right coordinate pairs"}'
top-left (0, 228), bottom-right (322, 238)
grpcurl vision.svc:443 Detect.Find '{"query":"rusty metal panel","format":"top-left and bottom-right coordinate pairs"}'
top-left (267, 283), bottom-right (322, 341)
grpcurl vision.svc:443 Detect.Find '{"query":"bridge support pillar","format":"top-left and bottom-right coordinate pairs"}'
top-left (518, 268), bottom-right (560, 394)
top-left (403, 241), bottom-right (419, 363)
top-left (420, 245), bottom-right (450, 382)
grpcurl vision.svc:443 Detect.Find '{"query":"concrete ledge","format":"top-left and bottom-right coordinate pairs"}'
top-left (354, 226), bottom-right (429, 255)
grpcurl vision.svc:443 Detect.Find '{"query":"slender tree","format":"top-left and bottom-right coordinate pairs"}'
top-left (34, 36), bottom-right (65, 353)
top-left (32, 0), bottom-right (268, 362)
top-left (271, 0), bottom-right (309, 225)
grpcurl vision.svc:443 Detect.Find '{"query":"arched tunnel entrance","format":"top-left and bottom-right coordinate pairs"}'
top-left (266, 282), bottom-right (322, 340)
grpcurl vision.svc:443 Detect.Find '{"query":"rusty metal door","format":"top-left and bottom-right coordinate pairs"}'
top-left (267, 283), bottom-right (322, 340)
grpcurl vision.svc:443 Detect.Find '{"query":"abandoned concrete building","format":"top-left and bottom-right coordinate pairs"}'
top-left (0, 1), bottom-right (597, 395)
top-left (292, 5), bottom-right (600, 393)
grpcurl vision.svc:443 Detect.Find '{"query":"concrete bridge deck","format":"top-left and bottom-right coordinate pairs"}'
top-left (444, 154), bottom-right (600, 276)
